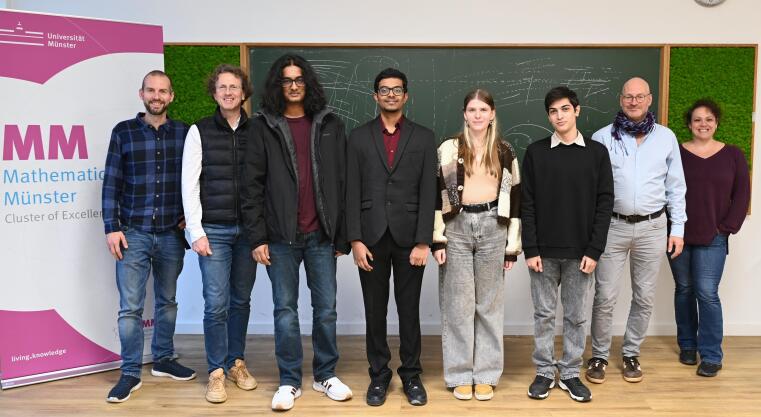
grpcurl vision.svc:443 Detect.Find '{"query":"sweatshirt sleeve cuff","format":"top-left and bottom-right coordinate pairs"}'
top-left (523, 247), bottom-right (539, 258)
top-left (431, 242), bottom-right (447, 252)
top-left (504, 254), bottom-right (517, 262)
top-left (584, 247), bottom-right (603, 261)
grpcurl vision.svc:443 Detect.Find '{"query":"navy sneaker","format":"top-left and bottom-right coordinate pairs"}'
top-left (151, 358), bottom-right (196, 381)
top-left (527, 375), bottom-right (555, 399)
top-left (558, 377), bottom-right (592, 402)
top-left (679, 350), bottom-right (698, 365)
top-left (697, 362), bottom-right (722, 377)
top-left (106, 375), bottom-right (142, 403)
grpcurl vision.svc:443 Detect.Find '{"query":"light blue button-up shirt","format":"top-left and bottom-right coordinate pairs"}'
top-left (592, 123), bottom-right (687, 237)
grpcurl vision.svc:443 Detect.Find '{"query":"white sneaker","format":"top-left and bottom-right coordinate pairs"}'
top-left (312, 376), bottom-right (353, 401)
top-left (272, 385), bottom-right (302, 411)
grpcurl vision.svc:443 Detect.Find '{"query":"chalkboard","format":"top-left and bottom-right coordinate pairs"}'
top-left (249, 47), bottom-right (661, 159)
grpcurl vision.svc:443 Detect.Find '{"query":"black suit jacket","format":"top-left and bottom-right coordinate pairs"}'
top-left (346, 117), bottom-right (437, 248)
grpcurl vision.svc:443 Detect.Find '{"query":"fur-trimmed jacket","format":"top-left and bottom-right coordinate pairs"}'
top-left (432, 137), bottom-right (522, 261)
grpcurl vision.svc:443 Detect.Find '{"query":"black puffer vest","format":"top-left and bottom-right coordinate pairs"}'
top-left (196, 107), bottom-right (251, 224)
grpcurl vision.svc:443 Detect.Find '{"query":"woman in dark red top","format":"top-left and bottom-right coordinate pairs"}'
top-left (669, 99), bottom-right (750, 377)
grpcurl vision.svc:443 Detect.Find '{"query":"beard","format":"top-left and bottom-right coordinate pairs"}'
top-left (143, 100), bottom-right (168, 116)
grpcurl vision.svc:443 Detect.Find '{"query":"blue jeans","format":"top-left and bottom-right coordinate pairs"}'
top-left (669, 233), bottom-right (728, 365)
top-left (198, 223), bottom-right (257, 374)
top-left (116, 226), bottom-right (185, 379)
top-left (267, 230), bottom-right (338, 388)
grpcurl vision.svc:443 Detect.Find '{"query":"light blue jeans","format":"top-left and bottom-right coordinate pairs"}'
top-left (116, 226), bottom-right (185, 379)
top-left (198, 223), bottom-right (257, 374)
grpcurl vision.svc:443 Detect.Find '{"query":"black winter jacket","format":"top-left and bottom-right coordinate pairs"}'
top-left (240, 108), bottom-right (349, 253)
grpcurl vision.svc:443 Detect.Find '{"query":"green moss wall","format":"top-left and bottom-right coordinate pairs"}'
top-left (668, 47), bottom-right (755, 167)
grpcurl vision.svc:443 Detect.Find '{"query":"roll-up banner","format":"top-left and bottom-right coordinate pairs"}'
top-left (0, 10), bottom-right (164, 389)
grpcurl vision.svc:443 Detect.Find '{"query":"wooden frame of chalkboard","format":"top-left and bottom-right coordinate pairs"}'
top-left (165, 42), bottom-right (757, 210)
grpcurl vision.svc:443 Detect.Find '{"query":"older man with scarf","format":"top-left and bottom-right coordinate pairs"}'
top-left (586, 77), bottom-right (686, 385)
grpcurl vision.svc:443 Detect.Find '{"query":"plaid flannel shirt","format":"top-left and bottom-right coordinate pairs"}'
top-left (102, 113), bottom-right (188, 234)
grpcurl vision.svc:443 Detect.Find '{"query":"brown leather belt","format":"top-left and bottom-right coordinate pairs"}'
top-left (612, 207), bottom-right (666, 223)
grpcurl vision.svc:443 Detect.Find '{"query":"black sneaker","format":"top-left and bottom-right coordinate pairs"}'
top-left (366, 378), bottom-right (390, 406)
top-left (403, 377), bottom-right (427, 406)
top-left (558, 377), bottom-right (592, 402)
top-left (527, 375), bottom-right (555, 400)
top-left (696, 361), bottom-right (722, 377)
top-left (106, 375), bottom-right (142, 403)
top-left (151, 358), bottom-right (197, 381)
top-left (679, 349), bottom-right (698, 365)
top-left (585, 357), bottom-right (608, 384)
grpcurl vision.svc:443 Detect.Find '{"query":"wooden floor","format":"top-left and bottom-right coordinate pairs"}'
top-left (2, 335), bottom-right (760, 416)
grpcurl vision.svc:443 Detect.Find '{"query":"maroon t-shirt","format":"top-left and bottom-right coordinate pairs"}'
top-left (287, 116), bottom-right (319, 233)
top-left (381, 117), bottom-right (402, 168)
top-left (680, 144), bottom-right (750, 246)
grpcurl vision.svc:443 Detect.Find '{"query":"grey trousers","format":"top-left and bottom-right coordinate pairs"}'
top-left (591, 213), bottom-right (667, 359)
top-left (439, 207), bottom-right (508, 387)
top-left (529, 258), bottom-right (593, 380)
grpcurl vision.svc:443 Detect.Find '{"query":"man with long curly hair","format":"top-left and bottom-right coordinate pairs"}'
top-left (241, 53), bottom-right (352, 411)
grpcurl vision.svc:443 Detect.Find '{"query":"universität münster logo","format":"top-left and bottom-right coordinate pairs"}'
top-left (0, 20), bottom-right (85, 49)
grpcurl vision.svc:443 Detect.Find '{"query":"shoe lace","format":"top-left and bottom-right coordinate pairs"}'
top-left (624, 357), bottom-right (640, 370)
top-left (588, 358), bottom-right (607, 369)
top-left (234, 363), bottom-right (252, 380)
top-left (566, 377), bottom-right (583, 388)
top-left (208, 373), bottom-right (224, 391)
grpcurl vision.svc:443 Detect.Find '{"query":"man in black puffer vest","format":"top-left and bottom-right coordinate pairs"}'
top-left (241, 54), bottom-right (351, 412)
top-left (181, 64), bottom-right (258, 404)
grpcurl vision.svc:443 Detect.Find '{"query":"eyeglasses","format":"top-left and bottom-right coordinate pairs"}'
top-left (216, 84), bottom-right (241, 93)
top-left (377, 86), bottom-right (405, 96)
top-left (281, 77), bottom-right (306, 87)
top-left (621, 93), bottom-right (651, 103)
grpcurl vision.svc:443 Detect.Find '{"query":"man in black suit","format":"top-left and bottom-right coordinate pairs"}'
top-left (346, 68), bottom-right (437, 407)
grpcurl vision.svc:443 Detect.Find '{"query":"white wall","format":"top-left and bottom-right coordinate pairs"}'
top-left (7, 0), bottom-right (760, 336)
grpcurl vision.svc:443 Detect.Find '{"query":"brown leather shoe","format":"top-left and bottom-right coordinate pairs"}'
top-left (227, 359), bottom-right (257, 390)
top-left (205, 368), bottom-right (227, 403)
top-left (623, 356), bottom-right (643, 382)
top-left (585, 357), bottom-right (608, 384)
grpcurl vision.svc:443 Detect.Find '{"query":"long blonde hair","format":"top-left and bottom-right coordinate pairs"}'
top-left (459, 89), bottom-right (501, 177)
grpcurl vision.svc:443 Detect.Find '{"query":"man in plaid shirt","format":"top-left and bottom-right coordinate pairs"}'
top-left (101, 70), bottom-right (196, 403)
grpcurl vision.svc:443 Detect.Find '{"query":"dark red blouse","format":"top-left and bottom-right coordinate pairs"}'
top-left (680, 144), bottom-right (750, 246)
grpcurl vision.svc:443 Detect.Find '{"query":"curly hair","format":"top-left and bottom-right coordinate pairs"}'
top-left (685, 98), bottom-right (722, 127)
top-left (206, 64), bottom-right (253, 102)
top-left (259, 53), bottom-right (327, 118)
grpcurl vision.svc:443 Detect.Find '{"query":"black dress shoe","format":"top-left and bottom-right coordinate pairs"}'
top-left (403, 377), bottom-right (427, 406)
top-left (679, 349), bottom-right (697, 365)
top-left (366, 379), bottom-right (390, 406)
top-left (696, 361), bottom-right (722, 377)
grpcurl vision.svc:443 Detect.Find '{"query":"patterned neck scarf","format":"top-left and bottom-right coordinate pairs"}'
top-left (610, 110), bottom-right (656, 155)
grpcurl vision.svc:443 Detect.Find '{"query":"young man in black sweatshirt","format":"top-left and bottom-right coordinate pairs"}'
top-left (521, 86), bottom-right (614, 403)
